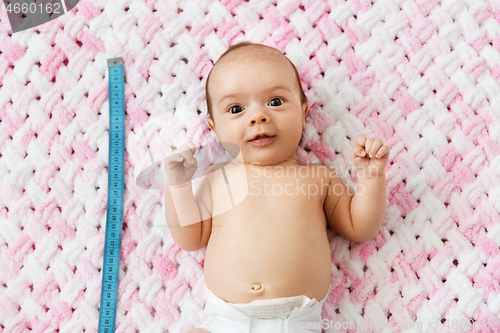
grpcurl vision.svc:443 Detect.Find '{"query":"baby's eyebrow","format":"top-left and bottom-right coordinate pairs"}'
top-left (217, 85), bottom-right (292, 106)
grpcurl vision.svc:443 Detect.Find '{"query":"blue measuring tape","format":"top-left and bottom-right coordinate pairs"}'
top-left (98, 57), bottom-right (125, 333)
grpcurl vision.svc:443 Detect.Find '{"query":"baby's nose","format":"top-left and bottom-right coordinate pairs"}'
top-left (249, 111), bottom-right (270, 125)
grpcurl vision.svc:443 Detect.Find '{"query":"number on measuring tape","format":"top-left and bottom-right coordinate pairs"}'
top-left (98, 57), bottom-right (125, 333)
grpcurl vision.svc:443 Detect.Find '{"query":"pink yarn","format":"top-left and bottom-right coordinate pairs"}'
top-left (1, 0), bottom-right (500, 332)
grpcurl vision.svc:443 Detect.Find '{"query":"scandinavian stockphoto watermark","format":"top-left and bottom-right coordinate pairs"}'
top-left (291, 317), bottom-right (500, 331)
top-left (248, 163), bottom-right (363, 200)
top-left (3, 0), bottom-right (79, 33)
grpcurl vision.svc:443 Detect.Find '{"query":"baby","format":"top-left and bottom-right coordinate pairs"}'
top-left (164, 42), bottom-right (390, 333)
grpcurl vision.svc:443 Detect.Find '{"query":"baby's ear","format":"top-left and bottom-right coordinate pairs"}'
top-left (302, 101), bottom-right (309, 116)
top-left (206, 116), bottom-right (216, 132)
top-left (206, 117), bottom-right (221, 143)
top-left (302, 101), bottom-right (308, 131)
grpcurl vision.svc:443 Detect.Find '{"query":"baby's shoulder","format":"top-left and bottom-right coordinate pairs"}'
top-left (200, 162), bottom-right (228, 173)
top-left (200, 161), bottom-right (241, 184)
top-left (211, 162), bottom-right (229, 172)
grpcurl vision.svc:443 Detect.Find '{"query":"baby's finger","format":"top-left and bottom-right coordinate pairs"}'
top-left (375, 144), bottom-right (390, 159)
top-left (165, 150), bottom-right (192, 168)
top-left (164, 151), bottom-right (183, 168)
top-left (355, 134), bottom-right (367, 147)
top-left (364, 137), bottom-right (375, 156)
top-left (178, 140), bottom-right (197, 157)
top-left (177, 150), bottom-right (196, 166)
top-left (350, 144), bottom-right (366, 161)
top-left (368, 138), bottom-right (384, 158)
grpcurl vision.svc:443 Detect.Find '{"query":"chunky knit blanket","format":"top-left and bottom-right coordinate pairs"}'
top-left (1, 0), bottom-right (500, 332)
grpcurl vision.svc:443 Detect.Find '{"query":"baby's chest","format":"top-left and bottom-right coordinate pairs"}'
top-left (210, 171), bottom-right (331, 214)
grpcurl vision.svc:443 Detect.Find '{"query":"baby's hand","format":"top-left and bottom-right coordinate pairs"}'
top-left (164, 140), bottom-right (198, 186)
top-left (350, 134), bottom-right (390, 178)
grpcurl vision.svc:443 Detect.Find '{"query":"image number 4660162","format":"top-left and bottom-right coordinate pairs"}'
top-left (3, 0), bottom-right (79, 33)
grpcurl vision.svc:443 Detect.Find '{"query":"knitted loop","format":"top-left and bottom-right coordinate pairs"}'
top-left (1, 0), bottom-right (499, 332)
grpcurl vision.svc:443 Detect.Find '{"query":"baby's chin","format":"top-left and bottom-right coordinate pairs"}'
top-left (234, 152), bottom-right (290, 166)
top-left (219, 140), bottom-right (295, 165)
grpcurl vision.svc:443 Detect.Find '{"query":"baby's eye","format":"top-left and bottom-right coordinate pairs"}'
top-left (229, 105), bottom-right (244, 114)
top-left (269, 98), bottom-right (283, 107)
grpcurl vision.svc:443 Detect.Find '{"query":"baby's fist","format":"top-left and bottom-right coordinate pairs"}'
top-left (350, 134), bottom-right (390, 178)
top-left (164, 140), bottom-right (198, 186)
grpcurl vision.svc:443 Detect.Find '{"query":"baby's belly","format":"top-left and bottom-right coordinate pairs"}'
top-left (203, 212), bottom-right (332, 303)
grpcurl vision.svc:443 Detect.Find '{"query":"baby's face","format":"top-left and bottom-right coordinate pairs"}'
top-left (207, 56), bottom-right (308, 165)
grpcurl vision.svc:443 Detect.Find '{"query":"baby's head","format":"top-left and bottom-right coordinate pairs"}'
top-left (205, 42), bottom-right (309, 166)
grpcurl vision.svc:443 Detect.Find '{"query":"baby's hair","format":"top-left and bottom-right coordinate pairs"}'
top-left (204, 41), bottom-right (308, 121)
top-left (205, 42), bottom-right (308, 147)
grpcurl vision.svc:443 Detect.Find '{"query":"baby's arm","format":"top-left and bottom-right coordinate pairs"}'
top-left (164, 141), bottom-right (213, 251)
top-left (324, 175), bottom-right (386, 243)
top-left (165, 178), bottom-right (212, 251)
top-left (324, 134), bottom-right (389, 243)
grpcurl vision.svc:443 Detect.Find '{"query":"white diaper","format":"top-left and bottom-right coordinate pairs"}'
top-left (193, 286), bottom-right (331, 333)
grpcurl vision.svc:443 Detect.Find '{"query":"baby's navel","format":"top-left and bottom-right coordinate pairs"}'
top-left (250, 283), bottom-right (264, 292)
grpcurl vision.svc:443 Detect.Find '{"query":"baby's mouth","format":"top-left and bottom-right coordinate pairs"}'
top-left (253, 135), bottom-right (272, 140)
top-left (249, 135), bottom-right (276, 145)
